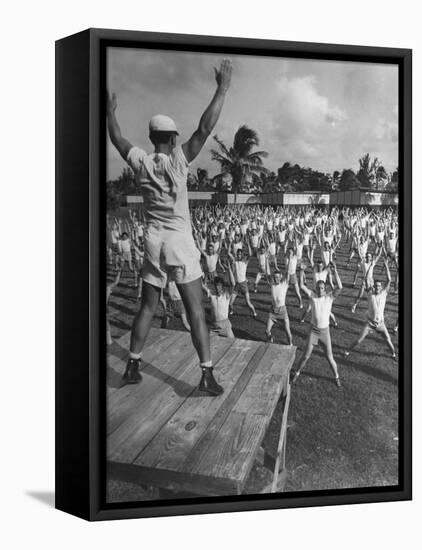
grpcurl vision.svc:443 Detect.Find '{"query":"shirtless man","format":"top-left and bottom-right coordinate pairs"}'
top-left (107, 58), bottom-right (232, 395)
top-left (344, 259), bottom-right (396, 359)
top-left (292, 263), bottom-right (343, 387)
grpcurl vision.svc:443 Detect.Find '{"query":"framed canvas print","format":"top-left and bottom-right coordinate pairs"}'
top-left (55, 28), bottom-right (412, 521)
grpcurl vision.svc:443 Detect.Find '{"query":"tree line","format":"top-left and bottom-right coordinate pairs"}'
top-left (107, 125), bottom-right (398, 208)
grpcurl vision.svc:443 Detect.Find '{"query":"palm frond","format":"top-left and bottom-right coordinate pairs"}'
top-left (212, 135), bottom-right (233, 159)
top-left (247, 150), bottom-right (269, 159)
top-left (233, 125), bottom-right (260, 157)
top-left (210, 149), bottom-right (233, 167)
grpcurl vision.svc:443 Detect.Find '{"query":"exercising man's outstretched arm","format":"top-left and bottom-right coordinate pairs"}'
top-left (182, 59), bottom-right (232, 163)
top-left (107, 91), bottom-right (133, 160)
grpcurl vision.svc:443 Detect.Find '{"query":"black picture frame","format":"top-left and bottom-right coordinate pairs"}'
top-left (55, 28), bottom-right (412, 521)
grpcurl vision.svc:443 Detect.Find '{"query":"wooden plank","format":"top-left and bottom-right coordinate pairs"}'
top-left (107, 336), bottom-right (234, 463)
top-left (108, 461), bottom-right (239, 497)
top-left (234, 345), bottom-right (295, 416)
top-left (107, 328), bottom-right (172, 368)
top-left (192, 412), bottom-right (268, 493)
top-left (107, 330), bottom-right (179, 396)
top-left (181, 343), bottom-right (268, 475)
top-left (133, 338), bottom-right (259, 471)
top-left (107, 331), bottom-right (192, 433)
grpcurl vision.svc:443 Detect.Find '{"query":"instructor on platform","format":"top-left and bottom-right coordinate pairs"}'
top-left (107, 59), bottom-right (232, 395)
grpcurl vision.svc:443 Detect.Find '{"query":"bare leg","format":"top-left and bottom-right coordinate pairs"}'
top-left (381, 326), bottom-right (396, 357)
top-left (177, 277), bottom-right (210, 363)
top-left (229, 291), bottom-right (238, 314)
top-left (284, 317), bottom-right (293, 346)
top-left (344, 324), bottom-right (371, 356)
top-left (266, 316), bottom-right (274, 341)
top-left (245, 291), bottom-right (257, 316)
top-left (254, 272), bottom-right (262, 292)
top-left (322, 333), bottom-right (340, 381)
top-left (130, 281), bottom-right (161, 354)
top-left (352, 284), bottom-right (365, 312)
top-left (294, 282), bottom-right (303, 308)
top-left (352, 265), bottom-right (360, 286)
top-left (292, 331), bottom-right (314, 381)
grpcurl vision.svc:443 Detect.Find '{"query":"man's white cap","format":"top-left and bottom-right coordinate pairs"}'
top-left (149, 114), bottom-right (179, 135)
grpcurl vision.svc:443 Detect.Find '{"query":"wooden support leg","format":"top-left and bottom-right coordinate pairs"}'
top-left (271, 382), bottom-right (291, 493)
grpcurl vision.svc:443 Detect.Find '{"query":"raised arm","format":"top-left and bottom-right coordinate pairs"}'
top-left (331, 263), bottom-right (343, 298)
top-left (384, 258), bottom-right (392, 293)
top-left (182, 59), bottom-right (232, 163)
top-left (107, 92), bottom-right (133, 161)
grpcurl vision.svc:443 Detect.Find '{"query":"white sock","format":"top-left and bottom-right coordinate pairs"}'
top-left (200, 361), bottom-right (213, 368)
top-left (129, 351), bottom-right (142, 360)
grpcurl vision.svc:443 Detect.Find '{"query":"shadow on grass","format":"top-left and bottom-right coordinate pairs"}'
top-left (342, 356), bottom-right (398, 386)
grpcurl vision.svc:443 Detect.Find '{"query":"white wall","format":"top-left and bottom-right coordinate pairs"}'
top-left (2, 2), bottom-right (420, 550)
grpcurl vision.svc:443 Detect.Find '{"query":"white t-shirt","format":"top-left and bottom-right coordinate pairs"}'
top-left (310, 293), bottom-right (334, 329)
top-left (234, 261), bottom-right (247, 283)
top-left (121, 238), bottom-right (131, 253)
top-left (287, 255), bottom-right (298, 275)
top-left (271, 282), bottom-right (289, 308)
top-left (205, 253), bottom-right (218, 272)
top-left (313, 268), bottom-right (328, 284)
top-left (126, 146), bottom-right (191, 232)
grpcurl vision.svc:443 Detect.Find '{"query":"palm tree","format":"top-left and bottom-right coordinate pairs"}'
top-left (210, 125), bottom-right (269, 200)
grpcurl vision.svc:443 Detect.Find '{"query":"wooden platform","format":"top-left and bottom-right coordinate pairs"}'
top-left (107, 329), bottom-right (296, 497)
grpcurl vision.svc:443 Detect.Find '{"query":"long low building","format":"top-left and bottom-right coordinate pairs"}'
top-left (125, 190), bottom-right (398, 208)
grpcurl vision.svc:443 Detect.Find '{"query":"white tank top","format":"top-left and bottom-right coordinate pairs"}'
top-left (206, 254), bottom-right (218, 272)
top-left (271, 282), bottom-right (288, 308)
top-left (311, 294), bottom-right (334, 329)
top-left (121, 239), bottom-right (131, 253)
top-left (234, 261), bottom-right (247, 283)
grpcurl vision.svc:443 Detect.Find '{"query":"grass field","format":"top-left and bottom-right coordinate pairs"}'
top-left (107, 236), bottom-right (399, 500)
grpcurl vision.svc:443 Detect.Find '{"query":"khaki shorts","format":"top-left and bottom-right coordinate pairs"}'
top-left (235, 281), bottom-right (249, 295)
top-left (309, 326), bottom-right (331, 348)
top-left (210, 318), bottom-right (233, 337)
top-left (122, 251), bottom-right (132, 262)
top-left (366, 319), bottom-right (387, 332)
top-left (142, 223), bottom-right (202, 288)
top-left (289, 273), bottom-right (298, 285)
top-left (268, 306), bottom-right (289, 323)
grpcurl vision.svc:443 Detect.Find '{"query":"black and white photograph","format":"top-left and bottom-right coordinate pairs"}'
top-left (105, 44), bottom-right (402, 503)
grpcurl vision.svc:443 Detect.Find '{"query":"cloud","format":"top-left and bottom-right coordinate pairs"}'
top-left (269, 75), bottom-right (347, 166)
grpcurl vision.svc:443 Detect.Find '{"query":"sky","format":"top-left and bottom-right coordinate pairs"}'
top-left (106, 47), bottom-right (398, 181)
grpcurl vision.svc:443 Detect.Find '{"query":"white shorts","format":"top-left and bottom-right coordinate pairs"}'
top-left (142, 223), bottom-right (202, 288)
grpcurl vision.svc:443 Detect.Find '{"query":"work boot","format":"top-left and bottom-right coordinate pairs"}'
top-left (198, 367), bottom-right (224, 396)
top-left (122, 358), bottom-right (142, 384)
